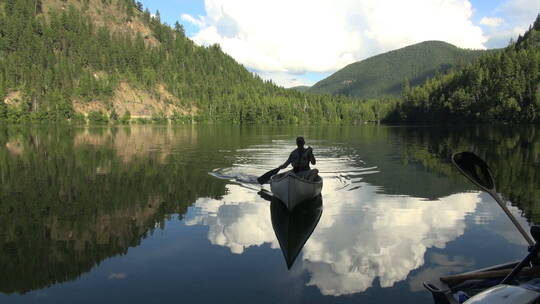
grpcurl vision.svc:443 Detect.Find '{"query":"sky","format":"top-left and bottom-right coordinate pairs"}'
top-left (139, 0), bottom-right (540, 88)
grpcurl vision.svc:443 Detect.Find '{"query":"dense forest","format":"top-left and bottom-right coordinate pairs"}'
top-left (0, 0), bottom-right (394, 124)
top-left (390, 15), bottom-right (540, 123)
top-left (0, 0), bottom-right (538, 125)
top-left (309, 41), bottom-right (491, 99)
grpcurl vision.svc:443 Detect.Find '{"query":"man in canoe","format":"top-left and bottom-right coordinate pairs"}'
top-left (279, 137), bottom-right (319, 181)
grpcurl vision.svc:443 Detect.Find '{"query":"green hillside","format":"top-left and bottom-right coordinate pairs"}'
top-left (0, 0), bottom-right (392, 124)
top-left (391, 14), bottom-right (540, 123)
top-left (1, 0), bottom-right (535, 125)
top-left (309, 41), bottom-right (490, 98)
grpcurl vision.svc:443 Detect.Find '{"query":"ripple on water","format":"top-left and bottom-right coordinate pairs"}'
top-left (210, 143), bottom-right (379, 194)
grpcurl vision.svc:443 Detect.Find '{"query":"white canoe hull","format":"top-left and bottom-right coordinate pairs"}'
top-left (270, 172), bottom-right (323, 211)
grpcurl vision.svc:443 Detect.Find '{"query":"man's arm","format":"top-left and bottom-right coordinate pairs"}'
top-left (308, 147), bottom-right (316, 165)
top-left (279, 153), bottom-right (292, 169)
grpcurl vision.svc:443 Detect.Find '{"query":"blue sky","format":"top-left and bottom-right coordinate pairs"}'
top-left (139, 0), bottom-right (540, 87)
top-left (142, 0), bottom-right (502, 30)
top-left (470, 0), bottom-right (504, 21)
top-left (139, 1), bottom-right (205, 36)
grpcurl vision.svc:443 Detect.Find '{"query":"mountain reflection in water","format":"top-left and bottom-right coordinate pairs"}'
top-left (0, 125), bottom-right (537, 303)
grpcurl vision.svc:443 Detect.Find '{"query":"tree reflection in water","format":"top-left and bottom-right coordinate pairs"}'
top-left (0, 124), bottom-right (538, 299)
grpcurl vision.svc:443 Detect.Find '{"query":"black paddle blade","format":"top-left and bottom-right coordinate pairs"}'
top-left (257, 168), bottom-right (280, 184)
top-left (257, 190), bottom-right (274, 202)
top-left (452, 152), bottom-right (495, 191)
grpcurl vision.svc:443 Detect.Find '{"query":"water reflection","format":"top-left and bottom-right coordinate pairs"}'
top-left (303, 192), bottom-right (480, 296)
top-left (188, 182), bottom-right (480, 296)
top-left (185, 185), bottom-right (277, 254)
top-left (74, 126), bottom-right (199, 163)
top-left (269, 195), bottom-right (323, 269)
top-left (0, 125), bottom-right (228, 294)
top-left (0, 125), bottom-right (538, 303)
top-left (192, 141), bottom-right (482, 296)
top-left (408, 253), bottom-right (474, 292)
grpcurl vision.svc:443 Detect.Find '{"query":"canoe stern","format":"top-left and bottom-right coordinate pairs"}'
top-left (270, 172), bottom-right (323, 211)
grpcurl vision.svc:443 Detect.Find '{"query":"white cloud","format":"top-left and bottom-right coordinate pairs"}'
top-left (480, 17), bottom-right (504, 27)
top-left (499, 0), bottom-right (540, 21)
top-left (483, 0), bottom-right (540, 48)
top-left (181, 13), bottom-right (205, 28)
top-left (256, 71), bottom-right (314, 88)
top-left (184, 0), bottom-right (487, 87)
top-left (484, 26), bottom-right (528, 48)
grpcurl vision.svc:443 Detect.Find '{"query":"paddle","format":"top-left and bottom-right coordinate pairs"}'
top-left (257, 168), bottom-right (280, 185)
top-left (452, 152), bottom-right (534, 246)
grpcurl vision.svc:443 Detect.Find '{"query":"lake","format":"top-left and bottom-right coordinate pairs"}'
top-left (1, 124), bottom-right (539, 303)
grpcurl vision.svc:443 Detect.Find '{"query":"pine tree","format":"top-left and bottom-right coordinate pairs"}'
top-left (0, 102), bottom-right (6, 119)
top-left (120, 110), bottom-right (131, 124)
top-left (174, 21), bottom-right (185, 36)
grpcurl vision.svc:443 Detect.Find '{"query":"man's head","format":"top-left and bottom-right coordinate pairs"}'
top-left (296, 136), bottom-right (305, 148)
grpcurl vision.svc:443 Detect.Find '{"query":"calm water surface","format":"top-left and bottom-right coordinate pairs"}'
top-left (1, 125), bottom-right (539, 303)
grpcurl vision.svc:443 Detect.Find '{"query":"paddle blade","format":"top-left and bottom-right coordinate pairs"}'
top-left (257, 168), bottom-right (280, 184)
top-left (452, 152), bottom-right (495, 191)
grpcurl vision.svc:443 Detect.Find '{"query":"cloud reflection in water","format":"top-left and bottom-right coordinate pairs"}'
top-left (186, 153), bottom-right (481, 296)
top-left (304, 183), bottom-right (480, 296)
top-left (185, 187), bottom-right (279, 254)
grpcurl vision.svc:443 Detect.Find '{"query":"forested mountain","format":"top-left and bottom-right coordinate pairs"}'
top-left (0, 0), bottom-right (393, 124)
top-left (390, 15), bottom-right (540, 123)
top-left (1, 0), bottom-right (538, 125)
top-left (309, 41), bottom-right (490, 99)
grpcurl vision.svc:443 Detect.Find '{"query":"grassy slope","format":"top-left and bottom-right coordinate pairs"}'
top-left (309, 41), bottom-right (491, 99)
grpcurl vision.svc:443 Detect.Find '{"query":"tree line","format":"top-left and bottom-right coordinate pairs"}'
top-left (388, 15), bottom-right (540, 123)
top-left (0, 0), bottom-right (393, 125)
top-left (0, 0), bottom-right (538, 125)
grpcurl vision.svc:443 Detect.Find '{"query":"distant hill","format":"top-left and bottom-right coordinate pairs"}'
top-left (290, 86), bottom-right (310, 92)
top-left (391, 14), bottom-right (540, 123)
top-left (309, 41), bottom-right (491, 99)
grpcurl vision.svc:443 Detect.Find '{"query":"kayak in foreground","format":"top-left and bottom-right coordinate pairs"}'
top-left (424, 225), bottom-right (540, 304)
top-left (270, 171), bottom-right (323, 211)
top-left (425, 152), bottom-right (540, 303)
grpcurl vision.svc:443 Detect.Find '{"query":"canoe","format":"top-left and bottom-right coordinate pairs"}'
top-left (270, 195), bottom-right (323, 269)
top-left (270, 171), bottom-right (323, 211)
top-left (424, 262), bottom-right (540, 303)
top-left (424, 225), bottom-right (540, 304)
